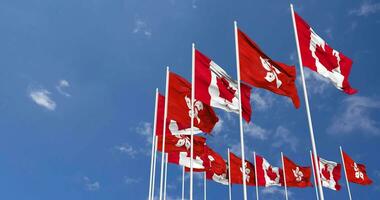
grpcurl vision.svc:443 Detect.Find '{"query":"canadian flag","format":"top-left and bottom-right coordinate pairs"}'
top-left (195, 49), bottom-right (252, 122)
top-left (238, 28), bottom-right (301, 108)
top-left (294, 12), bottom-right (357, 94)
top-left (256, 154), bottom-right (284, 187)
top-left (168, 72), bottom-right (219, 134)
top-left (229, 152), bottom-right (256, 186)
top-left (283, 155), bottom-right (312, 187)
top-left (318, 157), bottom-right (342, 190)
top-left (157, 134), bottom-right (206, 155)
top-left (168, 151), bottom-right (205, 170)
top-left (342, 150), bottom-right (373, 185)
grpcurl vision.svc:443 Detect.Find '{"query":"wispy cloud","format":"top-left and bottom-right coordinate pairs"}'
top-left (133, 19), bottom-right (152, 37)
top-left (300, 69), bottom-right (330, 95)
top-left (83, 176), bottom-right (100, 191)
top-left (261, 187), bottom-right (292, 197)
top-left (29, 88), bottom-right (56, 111)
top-left (328, 96), bottom-right (380, 135)
top-left (244, 122), bottom-right (269, 140)
top-left (191, 0), bottom-right (198, 9)
top-left (114, 143), bottom-right (138, 158)
top-left (213, 119), bottom-right (224, 135)
top-left (124, 177), bottom-right (141, 184)
top-left (272, 126), bottom-right (299, 152)
top-left (136, 122), bottom-right (153, 143)
top-left (56, 79), bottom-right (71, 97)
top-left (250, 91), bottom-right (275, 111)
top-left (350, 1), bottom-right (380, 16)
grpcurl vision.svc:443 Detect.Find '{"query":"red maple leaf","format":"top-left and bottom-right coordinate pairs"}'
top-left (266, 166), bottom-right (278, 181)
top-left (321, 163), bottom-right (330, 179)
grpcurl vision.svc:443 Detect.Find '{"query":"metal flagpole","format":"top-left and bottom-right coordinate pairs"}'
top-left (152, 135), bottom-right (158, 200)
top-left (281, 152), bottom-right (289, 200)
top-left (233, 20), bottom-right (248, 200)
top-left (310, 151), bottom-right (320, 200)
top-left (228, 148), bottom-right (232, 200)
top-left (253, 152), bottom-right (259, 200)
top-left (204, 171), bottom-right (207, 200)
top-left (290, 4), bottom-right (325, 200)
top-left (190, 43), bottom-right (195, 200)
top-left (164, 153), bottom-right (168, 200)
top-left (182, 166), bottom-right (185, 200)
top-left (340, 146), bottom-right (353, 200)
top-left (149, 89), bottom-right (159, 200)
top-left (159, 67), bottom-right (170, 200)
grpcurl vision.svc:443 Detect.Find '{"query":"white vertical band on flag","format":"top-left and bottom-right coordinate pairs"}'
top-left (159, 67), bottom-right (170, 200)
top-left (164, 153), bottom-right (168, 200)
top-left (253, 152), bottom-right (259, 200)
top-left (152, 135), bottom-right (158, 200)
top-left (182, 166), bottom-right (185, 200)
top-left (310, 150), bottom-right (320, 200)
top-left (290, 4), bottom-right (325, 200)
top-left (190, 43), bottom-right (195, 200)
top-left (149, 89), bottom-right (159, 200)
top-left (281, 152), bottom-right (289, 200)
top-left (228, 148), bottom-right (232, 200)
top-left (234, 20), bottom-right (248, 200)
top-left (340, 146), bottom-right (352, 200)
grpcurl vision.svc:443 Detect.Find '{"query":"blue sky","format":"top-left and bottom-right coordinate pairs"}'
top-left (0, 0), bottom-right (379, 199)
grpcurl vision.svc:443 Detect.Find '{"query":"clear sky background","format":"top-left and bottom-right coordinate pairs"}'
top-left (0, 0), bottom-right (379, 199)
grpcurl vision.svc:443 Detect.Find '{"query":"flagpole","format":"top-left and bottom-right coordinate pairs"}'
top-left (164, 153), bottom-right (168, 200)
top-left (254, 151), bottom-right (259, 200)
top-left (340, 146), bottom-right (353, 200)
top-left (310, 150), bottom-right (320, 200)
top-left (180, 166), bottom-right (184, 200)
top-left (190, 42), bottom-right (195, 200)
top-left (281, 152), bottom-right (289, 200)
top-left (152, 135), bottom-right (158, 200)
top-left (234, 20), bottom-right (248, 200)
top-left (149, 89), bottom-right (159, 200)
top-left (290, 4), bottom-right (324, 200)
top-left (228, 148), bottom-right (232, 200)
top-left (204, 171), bottom-right (207, 200)
top-left (159, 67), bottom-right (170, 200)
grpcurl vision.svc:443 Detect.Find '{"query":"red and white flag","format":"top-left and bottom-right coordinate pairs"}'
top-left (238, 28), bottom-right (301, 108)
top-left (318, 157), bottom-right (342, 190)
top-left (168, 72), bottom-right (219, 134)
top-left (168, 151), bottom-right (205, 170)
top-left (342, 150), bottom-right (373, 185)
top-left (157, 134), bottom-right (206, 154)
top-left (294, 12), bottom-right (357, 94)
top-left (229, 152), bottom-right (256, 186)
top-left (195, 49), bottom-right (252, 122)
top-left (256, 154), bottom-right (284, 187)
top-left (155, 93), bottom-right (165, 136)
top-left (283, 156), bottom-right (312, 187)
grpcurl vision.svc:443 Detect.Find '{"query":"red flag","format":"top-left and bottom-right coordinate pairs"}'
top-left (229, 152), bottom-right (256, 185)
top-left (168, 72), bottom-right (219, 134)
top-left (283, 156), bottom-right (312, 187)
top-left (168, 151), bottom-right (206, 170)
top-left (238, 28), bottom-right (300, 108)
top-left (157, 134), bottom-right (206, 154)
top-left (342, 151), bottom-right (373, 185)
top-left (294, 12), bottom-right (357, 94)
top-left (318, 157), bottom-right (342, 190)
top-left (256, 154), bottom-right (284, 186)
top-left (155, 93), bottom-right (165, 136)
top-left (195, 49), bottom-right (252, 122)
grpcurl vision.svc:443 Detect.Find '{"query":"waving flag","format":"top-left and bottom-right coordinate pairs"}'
top-left (283, 156), bottom-right (312, 187)
top-left (155, 94), bottom-right (165, 136)
top-left (157, 134), bottom-right (206, 154)
top-left (318, 157), bottom-right (342, 190)
top-left (294, 12), bottom-right (357, 94)
top-left (342, 150), bottom-right (373, 185)
top-left (168, 72), bottom-right (219, 134)
top-left (237, 28), bottom-right (300, 108)
top-left (195, 49), bottom-right (252, 122)
top-left (229, 152), bottom-right (256, 185)
top-left (168, 151), bottom-right (205, 170)
top-left (256, 154), bottom-right (284, 187)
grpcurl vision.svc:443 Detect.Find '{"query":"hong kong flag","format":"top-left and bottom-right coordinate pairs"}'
top-left (238, 28), bottom-right (300, 108)
top-left (317, 157), bottom-right (342, 191)
top-left (168, 151), bottom-right (205, 170)
top-left (342, 150), bottom-right (373, 185)
top-left (283, 155), bottom-right (312, 187)
top-left (294, 12), bottom-right (357, 94)
top-left (255, 154), bottom-right (284, 187)
top-left (195, 49), bottom-right (252, 122)
top-left (168, 72), bottom-right (219, 134)
top-left (229, 152), bottom-right (256, 185)
top-left (157, 134), bottom-right (206, 154)
top-left (155, 93), bottom-right (165, 136)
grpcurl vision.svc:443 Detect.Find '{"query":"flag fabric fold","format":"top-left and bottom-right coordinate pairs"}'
top-left (229, 152), bottom-right (256, 185)
top-left (283, 156), bottom-right (312, 187)
top-left (342, 150), bottom-right (373, 185)
top-left (318, 157), bottom-right (342, 190)
top-left (255, 154), bottom-right (284, 187)
top-left (294, 12), bottom-right (357, 94)
top-left (157, 134), bottom-right (206, 154)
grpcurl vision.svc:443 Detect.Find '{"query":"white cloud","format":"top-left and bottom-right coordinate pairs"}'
top-left (136, 122), bottom-right (153, 143)
top-left (350, 1), bottom-right (380, 16)
top-left (244, 122), bottom-right (269, 140)
top-left (328, 96), bottom-right (380, 135)
top-left (29, 88), bottom-right (56, 111)
top-left (124, 177), bottom-right (141, 184)
top-left (251, 91), bottom-right (275, 111)
top-left (271, 126), bottom-right (298, 152)
top-left (133, 19), bottom-right (152, 37)
top-left (261, 187), bottom-right (292, 198)
top-left (83, 176), bottom-right (100, 191)
top-left (301, 69), bottom-right (330, 95)
top-left (191, 0), bottom-right (198, 8)
top-left (213, 119), bottom-right (223, 135)
top-left (56, 79), bottom-right (71, 97)
top-left (115, 143), bottom-right (138, 158)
